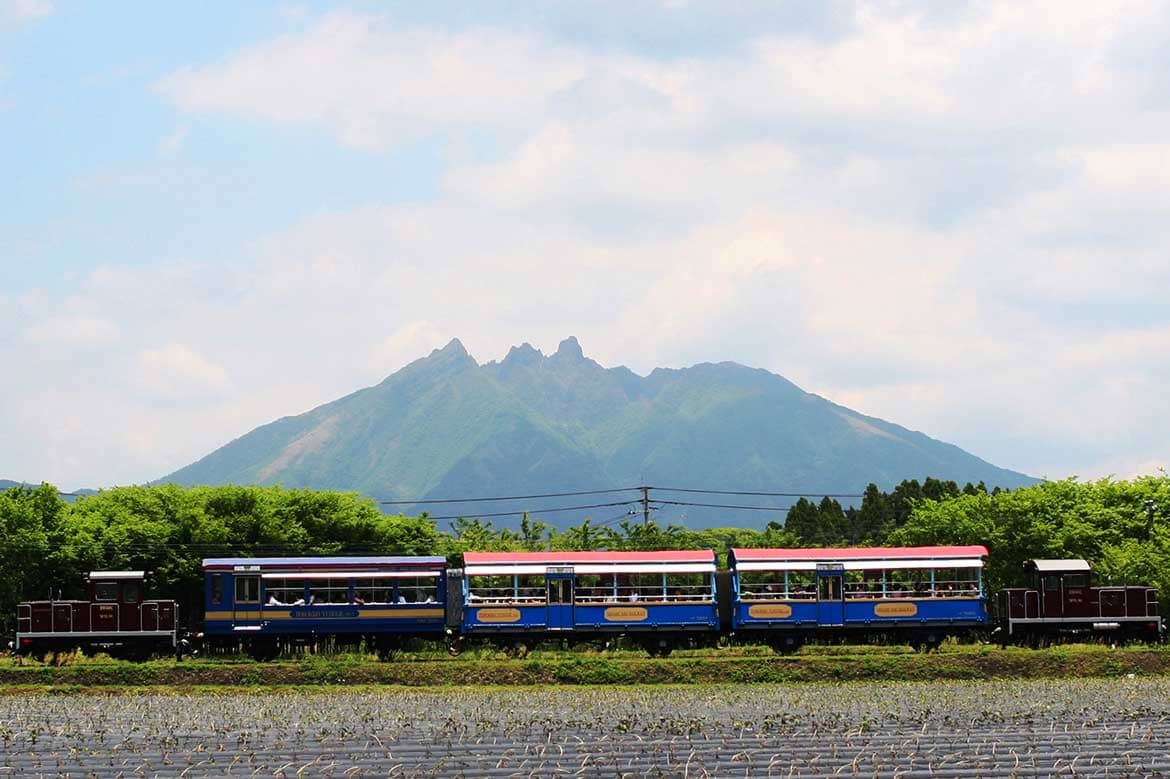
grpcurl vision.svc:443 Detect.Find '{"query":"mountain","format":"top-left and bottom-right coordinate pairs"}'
top-left (161, 337), bottom-right (1038, 529)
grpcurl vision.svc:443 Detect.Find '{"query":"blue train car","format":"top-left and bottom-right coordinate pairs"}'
top-left (457, 551), bottom-right (719, 656)
top-left (728, 546), bottom-right (989, 652)
top-left (202, 556), bottom-right (448, 660)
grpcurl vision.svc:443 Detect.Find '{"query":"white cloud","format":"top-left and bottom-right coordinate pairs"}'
top-left (136, 343), bottom-right (232, 400)
top-left (0, 0), bottom-right (52, 23)
top-left (22, 316), bottom-right (120, 345)
top-left (157, 15), bottom-right (589, 150)
top-left (5, 1), bottom-right (1170, 488)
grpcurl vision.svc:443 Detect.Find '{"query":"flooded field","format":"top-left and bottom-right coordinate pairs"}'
top-left (1, 678), bottom-right (1168, 776)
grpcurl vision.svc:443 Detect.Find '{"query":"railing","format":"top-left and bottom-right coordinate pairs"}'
top-left (467, 585), bottom-right (714, 605)
top-left (576, 585), bottom-right (712, 604)
top-left (740, 584), bottom-right (980, 600)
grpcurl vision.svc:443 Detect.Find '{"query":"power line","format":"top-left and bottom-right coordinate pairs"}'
top-left (656, 499), bottom-right (797, 512)
top-left (652, 486), bottom-right (865, 498)
top-left (429, 500), bottom-right (638, 522)
top-left (377, 486), bottom-right (641, 505)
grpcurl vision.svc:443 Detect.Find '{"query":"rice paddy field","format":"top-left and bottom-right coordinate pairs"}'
top-left (1, 678), bottom-right (1169, 777)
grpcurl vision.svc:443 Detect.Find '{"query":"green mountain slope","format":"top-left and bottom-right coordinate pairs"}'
top-left (161, 337), bottom-right (1038, 528)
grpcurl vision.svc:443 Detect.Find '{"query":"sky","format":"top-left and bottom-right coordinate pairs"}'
top-left (2, 1), bottom-right (1168, 490)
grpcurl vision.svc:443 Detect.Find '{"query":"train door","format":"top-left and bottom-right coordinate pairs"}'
top-left (816, 564), bottom-right (845, 626)
top-left (546, 567), bottom-right (574, 631)
top-left (1041, 574), bottom-right (1063, 618)
top-left (232, 574), bottom-right (261, 628)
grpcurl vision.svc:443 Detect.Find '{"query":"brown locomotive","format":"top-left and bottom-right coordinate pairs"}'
top-left (998, 559), bottom-right (1163, 646)
top-left (15, 571), bottom-right (179, 660)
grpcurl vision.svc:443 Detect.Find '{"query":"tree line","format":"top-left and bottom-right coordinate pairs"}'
top-left (1, 474), bottom-right (1166, 629)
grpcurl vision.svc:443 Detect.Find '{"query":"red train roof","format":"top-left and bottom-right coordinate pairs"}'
top-left (464, 550), bottom-right (714, 564)
top-left (732, 546), bottom-right (988, 561)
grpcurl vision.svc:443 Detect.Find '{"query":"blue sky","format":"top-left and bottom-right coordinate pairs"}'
top-left (2, 0), bottom-right (1168, 489)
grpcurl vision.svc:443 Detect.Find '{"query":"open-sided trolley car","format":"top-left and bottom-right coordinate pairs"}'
top-left (728, 546), bottom-right (990, 652)
top-left (453, 550), bottom-right (720, 656)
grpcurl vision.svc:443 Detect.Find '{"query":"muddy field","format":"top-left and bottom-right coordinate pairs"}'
top-left (1, 678), bottom-right (1168, 776)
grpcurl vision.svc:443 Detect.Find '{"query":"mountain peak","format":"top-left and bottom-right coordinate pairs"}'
top-left (411, 337), bottom-right (477, 375)
top-left (437, 338), bottom-right (468, 357)
top-left (502, 342), bottom-right (544, 367)
top-left (553, 336), bottom-right (585, 361)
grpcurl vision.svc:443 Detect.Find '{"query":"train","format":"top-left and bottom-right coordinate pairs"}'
top-left (12, 545), bottom-right (1164, 661)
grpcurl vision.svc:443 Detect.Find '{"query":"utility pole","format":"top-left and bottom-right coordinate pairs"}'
top-left (641, 485), bottom-right (650, 527)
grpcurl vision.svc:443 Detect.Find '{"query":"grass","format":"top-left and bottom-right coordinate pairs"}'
top-left (1, 641), bottom-right (1169, 690)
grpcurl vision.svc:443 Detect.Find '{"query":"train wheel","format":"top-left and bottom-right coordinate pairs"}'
top-left (247, 639), bottom-right (280, 662)
top-left (642, 638), bottom-right (675, 658)
top-left (770, 635), bottom-right (804, 655)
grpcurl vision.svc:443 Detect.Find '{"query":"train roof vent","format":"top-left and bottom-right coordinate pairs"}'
top-left (1025, 559), bottom-right (1091, 573)
top-left (87, 570), bottom-right (147, 580)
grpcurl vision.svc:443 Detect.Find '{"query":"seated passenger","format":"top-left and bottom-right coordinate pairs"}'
top-left (352, 592), bottom-right (366, 605)
top-left (292, 597), bottom-right (305, 606)
top-left (628, 590), bottom-right (639, 603)
top-left (267, 594), bottom-right (283, 606)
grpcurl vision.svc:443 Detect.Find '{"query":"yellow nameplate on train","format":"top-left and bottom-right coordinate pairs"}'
top-left (604, 607), bottom-right (648, 621)
top-left (748, 603), bottom-right (793, 619)
top-left (476, 608), bottom-right (522, 623)
top-left (874, 602), bottom-right (918, 617)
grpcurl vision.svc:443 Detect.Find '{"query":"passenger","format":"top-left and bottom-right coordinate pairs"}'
top-left (267, 594), bottom-right (283, 606)
top-left (352, 592), bottom-right (366, 605)
top-left (292, 597), bottom-right (305, 606)
top-left (628, 590), bottom-right (640, 603)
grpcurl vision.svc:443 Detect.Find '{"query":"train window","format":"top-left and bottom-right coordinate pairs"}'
top-left (397, 576), bottom-right (438, 604)
top-left (1043, 575), bottom-right (1061, 592)
top-left (467, 575), bottom-right (512, 603)
top-left (818, 575), bottom-right (842, 601)
top-left (210, 574), bottom-right (223, 605)
top-left (574, 574), bottom-right (603, 602)
top-left (310, 578), bottom-right (350, 604)
top-left (548, 579), bottom-right (573, 604)
top-left (885, 569), bottom-right (914, 598)
top-left (353, 578), bottom-right (393, 604)
top-left (235, 576), bottom-right (260, 604)
top-left (514, 575), bottom-right (545, 603)
top-left (665, 573), bottom-right (712, 601)
top-left (737, 572), bottom-right (781, 599)
top-left (95, 582), bottom-right (118, 602)
top-left (124, 581), bottom-right (141, 604)
top-left (845, 570), bottom-right (876, 599)
top-left (788, 571), bottom-right (815, 599)
top-left (265, 578), bottom-right (308, 605)
top-left (1065, 574), bottom-right (1088, 588)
